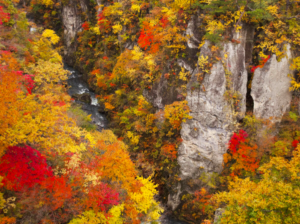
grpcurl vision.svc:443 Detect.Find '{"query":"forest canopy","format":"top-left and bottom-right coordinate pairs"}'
top-left (0, 0), bottom-right (300, 223)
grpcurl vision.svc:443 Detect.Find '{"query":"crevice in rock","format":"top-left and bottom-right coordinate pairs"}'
top-left (244, 24), bottom-right (256, 115)
top-left (246, 72), bottom-right (254, 114)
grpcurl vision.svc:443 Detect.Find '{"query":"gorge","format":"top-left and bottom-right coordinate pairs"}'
top-left (0, 0), bottom-right (300, 223)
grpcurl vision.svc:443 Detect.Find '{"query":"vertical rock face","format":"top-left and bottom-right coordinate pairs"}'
top-left (244, 25), bottom-right (255, 65)
top-left (62, 2), bottom-right (84, 64)
top-left (185, 14), bottom-right (202, 49)
top-left (251, 44), bottom-right (293, 121)
top-left (143, 73), bottom-right (179, 109)
top-left (178, 41), bottom-right (232, 179)
top-left (168, 25), bottom-right (254, 210)
top-left (223, 25), bottom-right (253, 118)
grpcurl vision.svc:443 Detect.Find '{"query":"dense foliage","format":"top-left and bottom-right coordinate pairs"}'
top-left (1, 0), bottom-right (300, 223)
top-left (0, 3), bottom-right (163, 222)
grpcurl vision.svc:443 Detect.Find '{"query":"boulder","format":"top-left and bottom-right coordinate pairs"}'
top-left (72, 93), bottom-right (92, 104)
top-left (214, 208), bottom-right (225, 224)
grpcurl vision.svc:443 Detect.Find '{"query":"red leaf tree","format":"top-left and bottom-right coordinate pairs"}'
top-left (0, 6), bottom-right (10, 25)
top-left (0, 145), bottom-right (53, 191)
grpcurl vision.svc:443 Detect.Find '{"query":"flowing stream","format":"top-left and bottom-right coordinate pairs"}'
top-left (64, 64), bottom-right (108, 130)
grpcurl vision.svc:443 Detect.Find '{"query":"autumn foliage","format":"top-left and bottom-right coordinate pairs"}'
top-left (223, 130), bottom-right (260, 175)
top-left (2, 0), bottom-right (300, 223)
top-left (138, 21), bottom-right (166, 54)
top-left (0, 146), bottom-right (53, 191)
top-left (251, 55), bottom-right (271, 73)
top-left (82, 21), bottom-right (89, 31)
top-left (0, 3), bottom-right (163, 222)
top-left (0, 6), bottom-right (9, 24)
top-left (179, 188), bottom-right (213, 222)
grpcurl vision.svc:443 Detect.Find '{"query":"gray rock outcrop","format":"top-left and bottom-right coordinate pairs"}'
top-left (185, 14), bottom-right (202, 49)
top-left (62, 2), bottom-right (85, 64)
top-left (223, 25), bottom-right (253, 118)
top-left (178, 41), bottom-right (233, 179)
top-left (143, 74), bottom-right (179, 109)
top-left (72, 93), bottom-right (92, 104)
top-left (214, 208), bottom-right (225, 224)
top-left (251, 44), bottom-right (293, 121)
top-left (168, 25), bottom-right (254, 210)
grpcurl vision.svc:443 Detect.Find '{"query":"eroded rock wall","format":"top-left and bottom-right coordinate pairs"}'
top-left (251, 44), bottom-right (293, 121)
top-left (179, 42), bottom-right (230, 177)
top-left (62, 2), bottom-right (84, 65)
top-left (168, 25), bottom-right (254, 210)
top-left (223, 25), bottom-right (253, 118)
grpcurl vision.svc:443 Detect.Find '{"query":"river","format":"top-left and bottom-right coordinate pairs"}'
top-left (65, 64), bottom-right (108, 130)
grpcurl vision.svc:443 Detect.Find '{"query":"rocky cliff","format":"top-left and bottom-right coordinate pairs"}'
top-left (62, 2), bottom-right (84, 65)
top-left (62, 0), bottom-right (100, 65)
top-left (167, 24), bottom-right (294, 209)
